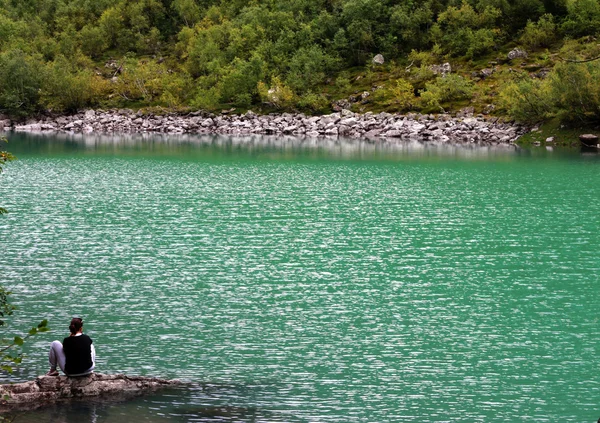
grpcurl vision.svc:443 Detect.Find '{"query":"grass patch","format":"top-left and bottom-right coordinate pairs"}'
top-left (517, 118), bottom-right (599, 147)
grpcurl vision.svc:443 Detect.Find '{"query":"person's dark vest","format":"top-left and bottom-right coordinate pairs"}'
top-left (62, 334), bottom-right (93, 375)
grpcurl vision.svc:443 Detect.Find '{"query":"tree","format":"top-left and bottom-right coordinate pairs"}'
top-left (549, 61), bottom-right (600, 124)
top-left (561, 0), bottom-right (600, 37)
top-left (520, 14), bottom-right (558, 49)
top-left (0, 50), bottom-right (44, 117)
top-left (172, 0), bottom-right (202, 27)
top-left (431, 1), bottom-right (502, 58)
top-left (498, 71), bottom-right (553, 123)
top-left (285, 45), bottom-right (340, 92)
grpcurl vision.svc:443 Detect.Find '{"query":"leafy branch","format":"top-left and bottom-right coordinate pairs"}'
top-left (0, 136), bottom-right (15, 215)
top-left (0, 320), bottom-right (49, 373)
top-left (560, 55), bottom-right (600, 63)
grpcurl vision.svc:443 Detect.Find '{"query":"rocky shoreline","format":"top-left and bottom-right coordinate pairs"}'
top-left (3, 109), bottom-right (530, 145)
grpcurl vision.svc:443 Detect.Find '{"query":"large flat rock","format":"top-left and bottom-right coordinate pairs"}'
top-left (0, 373), bottom-right (181, 411)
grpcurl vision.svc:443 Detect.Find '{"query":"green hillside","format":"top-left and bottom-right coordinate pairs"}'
top-left (0, 0), bottom-right (599, 126)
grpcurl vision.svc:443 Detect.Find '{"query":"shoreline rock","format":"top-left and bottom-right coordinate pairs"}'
top-left (0, 373), bottom-right (181, 412)
top-left (4, 109), bottom-right (529, 146)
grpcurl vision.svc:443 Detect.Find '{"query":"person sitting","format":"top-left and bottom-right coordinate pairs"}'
top-left (46, 317), bottom-right (95, 377)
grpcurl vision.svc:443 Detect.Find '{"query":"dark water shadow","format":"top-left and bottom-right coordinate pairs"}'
top-left (1, 383), bottom-right (305, 423)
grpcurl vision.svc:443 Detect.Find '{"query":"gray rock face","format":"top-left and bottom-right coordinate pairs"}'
top-left (372, 54), bottom-right (385, 65)
top-left (429, 63), bottom-right (452, 76)
top-left (508, 48), bottom-right (528, 60)
top-left (0, 373), bottom-right (180, 411)
top-left (579, 133), bottom-right (599, 145)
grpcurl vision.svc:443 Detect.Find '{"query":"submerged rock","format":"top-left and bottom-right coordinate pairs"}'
top-left (0, 373), bottom-right (181, 412)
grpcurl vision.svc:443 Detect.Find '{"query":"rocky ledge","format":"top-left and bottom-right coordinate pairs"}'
top-left (0, 373), bottom-right (181, 412)
top-left (4, 109), bottom-right (529, 145)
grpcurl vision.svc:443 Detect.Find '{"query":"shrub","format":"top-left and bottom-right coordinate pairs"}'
top-left (112, 58), bottom-right (192, 108)
top-left (549, 61), bottom-right (600, 124)
top-left (334, 74), bottom-right (351, 92)
top-left (497, 72), bottom-right (553, 123)
top-left (258, 76), bottom-right (296, 109)
top-left (0, 50), bottom-right (44, 117)
top-left (41, 59), bottom-right (111, 113)
top-left (217, 56), bottom-right (266, 106)
top-left (499, 62), bottom-right (600, 125)
top-left (390, 78), bottom-right (415, 110)
top-left (295, 91), bottom-right (329, 113)
top-left (432, 1), bottom-right (501, 58)
top-left (286, 45), bottom-right (340, 93)
top-left (520, 14), bottom-right (558, 49)
top-left (420, 74), bottom-right (474, 109)
top-left (407, 49), bottom-right (437, 67)
top-left (79, 25), bottom-right (108, 59)
top-left (562, 0), bottom-right (600, 37)
top-left (191, 86), bottom-right (221, 110)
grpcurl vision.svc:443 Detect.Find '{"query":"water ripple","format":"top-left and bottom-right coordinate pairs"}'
top-left (0, 137), bottom-right (599, 422)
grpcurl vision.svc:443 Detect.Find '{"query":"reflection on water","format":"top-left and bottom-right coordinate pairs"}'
top-left (3, 131), bottom-right (527, 161)
top-left (0, 132), bottom-right (599, 422)
top-left (6, 386), bottom-right (295, 423)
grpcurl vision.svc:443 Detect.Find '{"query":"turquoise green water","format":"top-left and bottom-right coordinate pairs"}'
top-left (1, 133), bottom-right (599, 422)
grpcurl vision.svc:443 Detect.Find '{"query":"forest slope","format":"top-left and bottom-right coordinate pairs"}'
top-left (0, 0), bottom-right (599, 126)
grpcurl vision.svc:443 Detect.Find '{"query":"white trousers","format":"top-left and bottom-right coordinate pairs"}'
top-left (49, 340), bottom-right (96, 376)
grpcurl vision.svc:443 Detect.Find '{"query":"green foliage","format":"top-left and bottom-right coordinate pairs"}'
top-left (390, 78), bottom-right (416, 110)
top-left (562, 0), bottom-right (600, 37)
top-left (258, 76), bottom-right (296, 109)
top-left (431, 1), bottom-right (501, 58)
top-left (499, 61), bottom-right (600, 125)
top-left (172, 0), bottom-right (203, 27)
top-left (0, 0), bottom-right (596, 115)
top-left (407, 50), bottom-right (438, 67)
top-left (498, 72), bottom-right (553, 123)
top-left (296, 91), bottom-right (329, 113)
top-left (98, 6), bottom-right (124, 49)
top-left (111, 58), bottom-right (186, 107)
top-left (218, 56), bottom-right (267, 106)
top-left (520, 14), bottom-right (558, 48)
top-left (40, 56), bottom-right (111, 113)
top-left (0, 286), bottom-right (15, 322)
top-left (334, 74), bottom-right (352, 92)
top-left (389, 3), bottom-right (435, 50)
top-left (339, 0), bottom-right (398, 63)
top-left (1, 316), bottom-right (49, 374)
top-left (191, 86), bottom-right (221, 110)
top-left (420, 74), bottom-right (475, 109)
top-left (549, 61), bottom-right (600, 124)
top-left (79, 24), bottom-right (109, 59)
top-left (507, 0), bottom-right (546, 30)
top-left (0, 137), bottom-right (14, 215)
top-left (285, 46), bottom-right (340, 92)
top-left (373, 78), bottom-right (416, 111)
top-left (0, 49), bottom-right (44, 117)
top-left (409, 65), bottom-right (436, 85)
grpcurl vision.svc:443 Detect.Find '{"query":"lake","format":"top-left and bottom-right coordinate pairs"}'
top-left (1, 132), bottom-right (599, 422)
